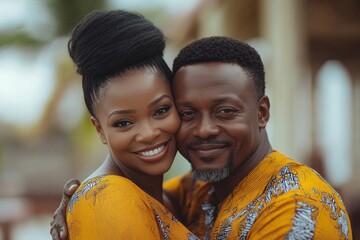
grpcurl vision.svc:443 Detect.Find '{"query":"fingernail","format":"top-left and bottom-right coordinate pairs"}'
top-left (69, 184), bottom-right (78, 191)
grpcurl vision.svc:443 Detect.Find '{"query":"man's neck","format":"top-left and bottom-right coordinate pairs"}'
top-left (212, 130), bottom-right (273, 203)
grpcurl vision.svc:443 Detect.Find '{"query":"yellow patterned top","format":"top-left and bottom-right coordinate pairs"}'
top-left (164, 151), bottom-right (353, 240)
top-left (67, 175), bottom-right (198, 240)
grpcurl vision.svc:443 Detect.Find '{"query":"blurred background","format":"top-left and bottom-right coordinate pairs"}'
top-left (0, 0), bottom-right (359, 239)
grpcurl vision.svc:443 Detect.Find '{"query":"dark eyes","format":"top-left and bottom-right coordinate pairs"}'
top-left (216, 108), bottom-right (238, 118)
top-left (114, 120), bottom-right (133, 128)
top-left (154, 106), bottom-right (171, 117)
top-left (113, 105), bottom-right (171, 129)
top-left (180, 110), bottom-right (195, 121)
top-left (217, 108), bottom-right (237, 114)
top-left (179, 107), bottom-right (238, 122)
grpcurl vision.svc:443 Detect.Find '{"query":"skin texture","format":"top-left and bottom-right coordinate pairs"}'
top-left (173, 62), bottom-right (272, 201)
top-left (90, 67), bottom-right (180, 202)
top-left (50, 68), bottom-right (180, 240)
top-left (50, 62), bottom-right (272, 239)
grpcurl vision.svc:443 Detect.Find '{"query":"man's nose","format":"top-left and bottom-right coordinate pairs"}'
top-left (135, 120), bottom-right (161, 143)
top-left (193, 115), bottom-right (220, 139)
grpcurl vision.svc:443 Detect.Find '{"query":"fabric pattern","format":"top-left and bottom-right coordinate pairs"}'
top-left (164, 151), bottom-right (353, 240)
top-left (67, 175), bottom-right (198, 240)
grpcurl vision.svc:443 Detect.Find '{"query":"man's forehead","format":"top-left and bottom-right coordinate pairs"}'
top-left (172, 63), bottom-right (255, 104)
top-left (173, 63), bottom-right (248, 87)
top-left (173, 62), bottom-right (246, 79)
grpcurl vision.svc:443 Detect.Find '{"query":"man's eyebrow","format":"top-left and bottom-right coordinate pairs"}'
top-left (176, 97), bottom-right (235, 107)
top-left (212, 97), bottom-right (234, 104)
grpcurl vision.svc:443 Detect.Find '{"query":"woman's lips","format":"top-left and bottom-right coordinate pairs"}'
top-left (135, 140), bottom-right (171, 162)
top-left (138, 144), bottom-right (165, 157)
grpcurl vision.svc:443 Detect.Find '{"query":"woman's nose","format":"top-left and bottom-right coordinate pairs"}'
top-left (135, 121), bottom-right (161, 143)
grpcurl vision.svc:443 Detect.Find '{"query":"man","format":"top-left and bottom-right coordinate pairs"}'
top-left (51, 37), bottom-right (352, 239)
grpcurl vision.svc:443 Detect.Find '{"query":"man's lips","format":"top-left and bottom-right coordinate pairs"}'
top-left (190, 143), bottom-right (228, 150)
top-left (189, 143), bottom-right (229, 157)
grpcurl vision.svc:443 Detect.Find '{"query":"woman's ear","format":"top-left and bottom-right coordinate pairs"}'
top-left (257, 95), bottom-right (270, 128)
top-left (91, 116), bottom-right (107, 144)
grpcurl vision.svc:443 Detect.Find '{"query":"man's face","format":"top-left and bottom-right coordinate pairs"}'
top-left (173, 62), bottom-right (263, 182)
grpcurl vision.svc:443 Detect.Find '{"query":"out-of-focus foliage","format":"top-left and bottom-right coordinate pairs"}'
top-left (0, 30), bottom-right (45, 47)
top-left (46, 0), bottom-right (107, 36)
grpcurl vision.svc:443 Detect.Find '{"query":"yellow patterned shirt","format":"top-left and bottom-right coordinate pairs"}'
top-left (164, 151), bottom-right (352, 240)
top-left (67, 175), bottom-right (198, 240)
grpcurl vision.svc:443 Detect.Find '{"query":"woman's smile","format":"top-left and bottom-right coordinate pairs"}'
top-left (135, 139), bottom-right (172, 162)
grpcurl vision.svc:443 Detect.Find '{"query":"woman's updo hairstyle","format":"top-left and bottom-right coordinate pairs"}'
top-left (68, 10), bottom-right (172, 117)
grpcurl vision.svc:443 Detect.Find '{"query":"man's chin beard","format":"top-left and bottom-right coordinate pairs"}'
top-left (191, 165), bottom-right (230, 183)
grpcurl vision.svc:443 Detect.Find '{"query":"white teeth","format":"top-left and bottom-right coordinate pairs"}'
top-left (139, 145), bottom-right (164, 157)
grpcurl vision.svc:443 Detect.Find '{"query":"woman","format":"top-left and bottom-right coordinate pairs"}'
top-left (64, 9), bottom-right (197, 239)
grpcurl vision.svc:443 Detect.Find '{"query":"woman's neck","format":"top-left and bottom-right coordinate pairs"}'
top-left (91, 154), bottom-right (165, 204)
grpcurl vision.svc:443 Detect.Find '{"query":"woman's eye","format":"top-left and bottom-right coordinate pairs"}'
top-left (154, 106), bottom-right (170, 116)
top-left (114, 120), bottom-right (133, 128)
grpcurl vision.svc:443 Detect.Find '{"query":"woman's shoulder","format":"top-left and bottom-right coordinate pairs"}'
top-left (67, 175), bottom-right (147, 213)
top-left (66, 175), bottom-right (165, 239)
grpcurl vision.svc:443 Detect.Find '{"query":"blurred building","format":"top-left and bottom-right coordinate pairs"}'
top-left (0, 0), bottom-right (359, 239)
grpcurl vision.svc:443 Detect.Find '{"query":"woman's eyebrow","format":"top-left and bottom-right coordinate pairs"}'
top-left (108, 109), bottom-right (136, 119)
top-left (148, 95), bottom-right (172, 108)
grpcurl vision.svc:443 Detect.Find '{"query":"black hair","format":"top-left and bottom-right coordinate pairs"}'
top-left (172, 36), bottom-right (265, 99)
top-left (68, 10), bottom-right (172, 117)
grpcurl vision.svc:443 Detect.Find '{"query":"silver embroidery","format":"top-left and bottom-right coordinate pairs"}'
top-left (217, 209), bottom-right (246, 240)
top-left (239, 210), bottom-right (259, 240)
top-left (201, 202), bottom-right (217, 240)
top-left (338, 210), bottom-right (349, 240)
top-left (286, 201), bottom-right (317, 240)
top-left (188, 233), bottom-right (200, 240)
top-left (321, 192), bottom-right (349, 239)
top-left (153, 210), bottom-right (170, 240)
top-left (68, 178), bottom-right (101, 212)
top-left (216, 165), bottom-right (301, 239)
top-left (200, 187), bottom-right (217, 240)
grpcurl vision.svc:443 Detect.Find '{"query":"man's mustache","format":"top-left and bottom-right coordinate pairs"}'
top-left (188, 138), bottom-right (231, 148)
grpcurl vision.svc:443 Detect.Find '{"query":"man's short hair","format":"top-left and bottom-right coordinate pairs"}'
top-left (173, 36), bottom-right (265, 99)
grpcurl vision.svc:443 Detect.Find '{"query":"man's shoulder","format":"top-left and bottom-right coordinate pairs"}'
top-left (257, 152), bottom-right (349, 221)
top-left (263, 151), bottom-right (340, 196)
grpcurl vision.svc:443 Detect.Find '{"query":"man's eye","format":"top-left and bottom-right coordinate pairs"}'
top-left (216, 108), bottom-right (238, 118)
top-left (154, 106), bottom-right (170, 116)
top-left (180, 111), bottom-right (195, 121)
top-left (220, 109), bottom-right (235, 114)
top-left (114, 120), bottom-right (133, 128)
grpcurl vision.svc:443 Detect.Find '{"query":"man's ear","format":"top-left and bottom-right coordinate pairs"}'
top-left (257, 95), bottom-right (270, 128)
top-left (91, 116), bottom-right (107, 144)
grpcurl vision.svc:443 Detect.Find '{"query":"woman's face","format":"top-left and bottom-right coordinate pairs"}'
top-left (92, 67), bottom-right (180, 176)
